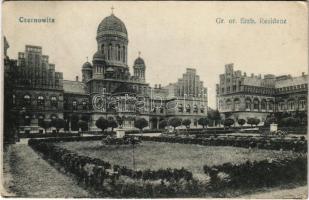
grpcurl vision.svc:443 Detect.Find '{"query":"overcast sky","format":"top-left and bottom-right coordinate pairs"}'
top-left (3, 1), bottom-right (308, 108)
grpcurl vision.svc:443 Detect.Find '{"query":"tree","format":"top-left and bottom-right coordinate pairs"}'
top-left (264, 115), bottom-right (277, 127)
top-left (198, 117), bottom-right (209, 129)
top-left (70, 114), bottom-right (79, 131)
top-left (247, 118), bottom-right (256, 127)
top-left (223, 118), bottom-right (234, 128)
top-left (253, 118), bottom-right (260, 126)
top-left (168, 117), bottom-right (182, 131)
top-left (237, 118), bottom-right (246, 127)
top-left (280, 117), bottom-right (300, 127)
top-left (182, 119), bottom-right (191, 129)
top-left (213, 109), bottom-right (221, 127)
top-left (96, 117), bottom-right (109, 133)
top-left (134, 118), bottom-right (149, 133)
top-left (78, 120), bottom-right (88, 131)
top-left (39, 119), bottom-right (51, 134)
top-left (51, 118), bottom-right (65, 133)
top-left (159, 120), bottom-right (168, 129)
top-left (108, 119), bottom-right (118, 131)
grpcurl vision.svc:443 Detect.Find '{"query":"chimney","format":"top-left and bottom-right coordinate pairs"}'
top-left (159, 84), bottom-right (161, 89)
top-left (251, 73), bottom-right (254, 78)
top-left (302, 72), bottom-right (305, 76)
top-left (154, 84), bottom-right (157, 89)
top-left (76, 76), bottom-right (79, 82)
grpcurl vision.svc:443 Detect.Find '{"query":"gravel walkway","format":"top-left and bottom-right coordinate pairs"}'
top-left (2, 142), bottom-right (92, 198)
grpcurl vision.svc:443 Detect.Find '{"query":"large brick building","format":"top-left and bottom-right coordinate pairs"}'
top-left (216, 63), bottom-right (308, 125)
top-left (4, 12), bottom-right (208, 133)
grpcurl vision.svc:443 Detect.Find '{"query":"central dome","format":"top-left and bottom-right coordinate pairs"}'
top-left (97, 14), bottom-right (127, 37)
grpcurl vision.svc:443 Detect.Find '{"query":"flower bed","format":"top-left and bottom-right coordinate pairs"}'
top-left (19, 132), bottom-right (81, 138)
top-left (139, 136), bottom-right (307, 152)
top-left (28, 136), bottom-right (307, 197)
top-left (203, 154), bottom-right (307, 189)
top-left (28, 138), bottom-right (197, 197)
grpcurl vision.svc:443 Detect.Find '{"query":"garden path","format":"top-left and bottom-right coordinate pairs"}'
top-left (2, 140), bottom-right (92, 198)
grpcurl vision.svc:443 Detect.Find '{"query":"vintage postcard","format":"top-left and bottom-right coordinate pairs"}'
top-left (1, 1), bottom-right (308, 198)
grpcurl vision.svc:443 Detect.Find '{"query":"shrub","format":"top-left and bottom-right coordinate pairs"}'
top-left (96, 117), bottom-right (109, 133)
top-left (280, 117), bottom-right (300, 127)
top-left (134, 118), bottom-right (149, 133)
top-left (203, 155), bottom-right (307, 189)
top-left (50, 118), bottom-right (65, 133)
top-left (168, 118), bottom-right (182, 131)
top-left (223, 118), bottom-right (234, 128)
top-left (182, 119), bottom-right (191, 129)
top-left (78, 120), bottom-right (88, 131)
top-left (198, 117), bottom-right (208, 129)
top-left (237, 119), bottom-right (246, 127)
top-left (39, 119), bottom-right (51, 133)
top-left (159, 120), bottom-right (168, 129)
top-left (247, 118), bottom-right (260, 127)
top-left (108, 119), bottom-right (118, 131)
top-left (264, 116), bottom-right (277, 127)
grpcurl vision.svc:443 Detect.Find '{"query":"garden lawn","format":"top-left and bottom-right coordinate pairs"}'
top-left (56, 141), bottom-right (296, 180)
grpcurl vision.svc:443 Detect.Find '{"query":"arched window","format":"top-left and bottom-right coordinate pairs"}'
top-left (122, 46), bottom-right (126, 62)
top-left (24, 94), bottom-right (31, 105)
top-left (193, 104), bottom-right (198, 113)
top-left (82, 101), bottom-right (87, 110)
top-left (268, 100), bottom-right (274, 110)
top-left (253, 98), bottom-right (260, 110)
top-left (288, 100), bottom-right (295, 110)
top-left (108, 44), bottom-right (112, 60)
top-left (117, 45), bottom-right (121, 61)
top-left (72, 100), bottom-right (77, 110)
top-left (219, 100), bottom-right (223, 110)
top-left (50, 114), bottom-right (58, 120)
top-left (101, 44), bottom-right (105, 54)
top-left (299, 98), bottom-right (306, 109)
top-left (12, 94), bottom-right (16, 105)
top-left (226, 99), bottom-right (232, 110)
top-left (186, 104), bottom-right (191, 113)
top-left (37, 96), bottom-right (45, 106)
top-left (245, 98), bottom-right (251, 110)
top-left (51, 96), bottom-right (57, 107)
top-left (200, 105), bottom-right (205, 113)
top-left (178, 103), bottom-right (183, 112)
top-left (279, 102), bottom-right (285, 111)
top-left (261, 99), bottom-right (267, 110)
top-left (234, 99), bottom-right (240, 111)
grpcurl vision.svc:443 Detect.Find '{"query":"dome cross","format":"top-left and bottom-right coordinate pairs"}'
top-left (138, 51), bottom-right (141, 57)
top-left (111, 6), bottom-right (115, 14)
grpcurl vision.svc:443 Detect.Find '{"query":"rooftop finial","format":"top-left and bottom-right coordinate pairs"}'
top-left (86, 56), bottom-right (88, 62)
top-left (111, 6), bottom-right (114, 14)
top-left (138, 51), bottom-right (141, 57)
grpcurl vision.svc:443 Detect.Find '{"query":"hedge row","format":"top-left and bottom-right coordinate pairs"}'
top-left (28, 138), bottom-right (193, 182)
top-left (140, 136), bottom-right (307, 152)
top-left (203, 154), bottom-right (307, 189)
top-left (28, 138), bottom-right (199, 197)
top-left (19, 132), bottom-right (81, 138)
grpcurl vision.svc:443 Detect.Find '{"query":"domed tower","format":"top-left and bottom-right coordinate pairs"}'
top-left (92, 50), bottom-right (106, 79)
top-left (82, 59), bottom-right (92, 82)
top-left (133, 52), bottom-right (146, 82)
top-left (96, 10), bottom-right (128, 68)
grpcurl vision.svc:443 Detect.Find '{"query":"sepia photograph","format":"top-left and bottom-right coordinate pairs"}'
top-left (1, 1), bottom-right (308, 198)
